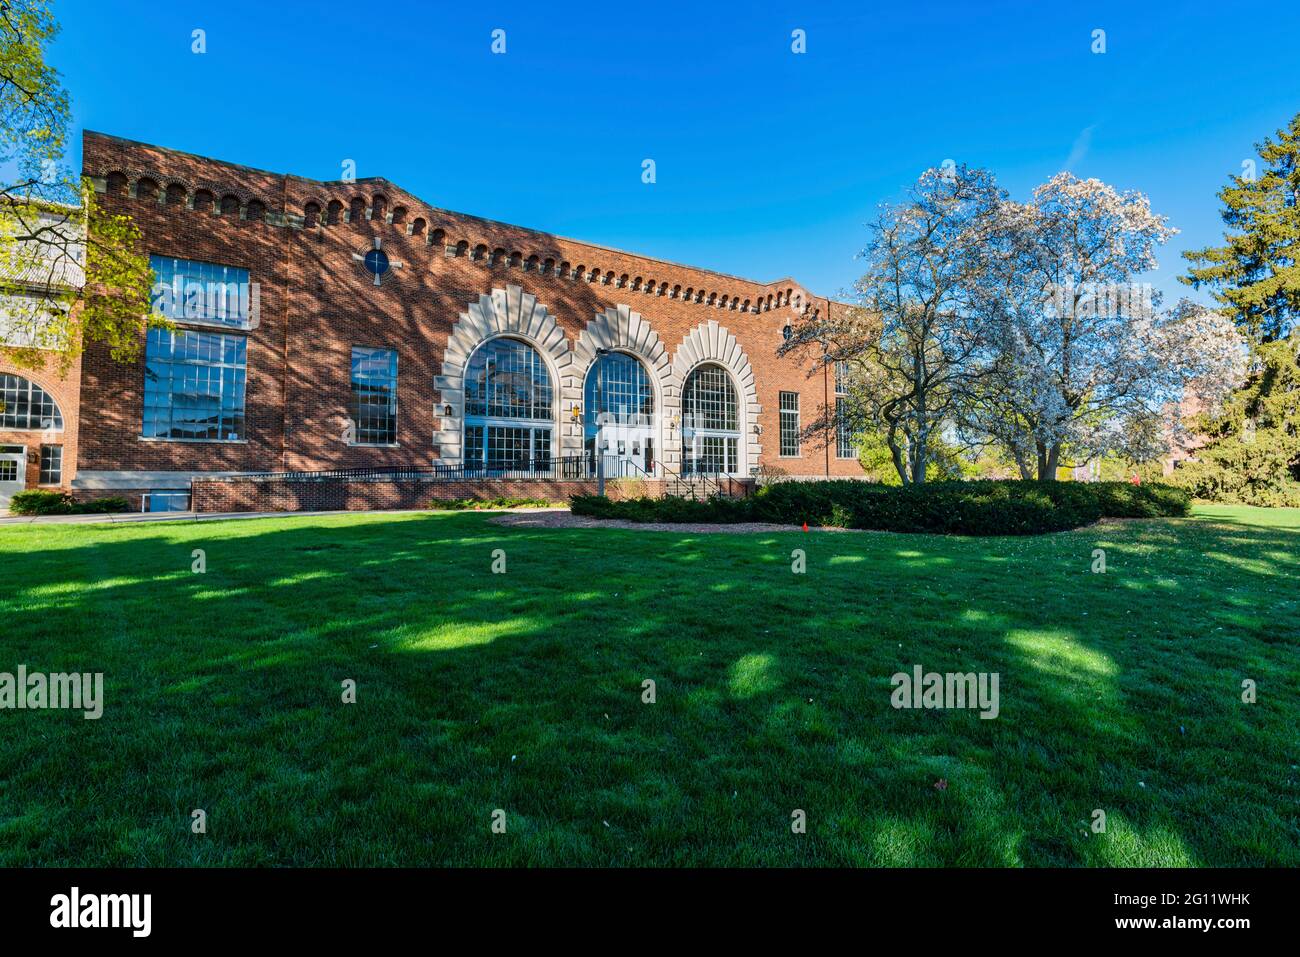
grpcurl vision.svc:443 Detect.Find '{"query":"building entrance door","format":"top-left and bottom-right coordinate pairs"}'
top-left (0, 446), bottom-right (27, 511)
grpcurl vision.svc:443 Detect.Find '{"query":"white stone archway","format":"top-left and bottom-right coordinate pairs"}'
top-left (572, 304), bottom-right (677, 469)
top-left (672, 320), bottom-right (761, 474)
top-left (434, 285), bottom-right (572, 466)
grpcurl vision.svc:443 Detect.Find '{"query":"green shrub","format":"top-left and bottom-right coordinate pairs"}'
top-left (72, 497), bottom-right (130, 514)
top-left (8, 491), bottom-right (130, 516)
top-left (570, 480), bottom-right (1190, 536)
top-left (8, 489), bottom-right (70, 515)
top-left (430, 496), bottom-right (558, 510)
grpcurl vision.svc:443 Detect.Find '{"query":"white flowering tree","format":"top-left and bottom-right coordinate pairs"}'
top-left (783, 165), bottom-right (1006, 484)
top-left (962, 174), bottom-right (1246, 478)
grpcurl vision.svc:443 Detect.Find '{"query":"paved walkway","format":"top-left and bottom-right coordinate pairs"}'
top-left (0, 508), bottom-right (481, 527)
top-left (490, 511), bottom-right (859, 534)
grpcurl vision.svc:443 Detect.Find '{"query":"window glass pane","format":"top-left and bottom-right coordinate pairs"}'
top-left (834, 361), bottom-right (851, 396)
top-left (149, 255), bottom-right (252, 328)
top-left (142, 328), bottom-right (247, 441)
top-left (681, 364), bottom-right (741, 474)
top-left (148, 490), bottom-right (191, 512)
top-left (462, 338), bottom-right (553, 470)
top-left (349, 346), bottom-right (398, 445)
top-left (464, 338), bottom-right (553, 421)
top-left (681, 365), bottom-right (737, 431)
top-left (779, 391), bottom-right (800, 456)
top-left (0, 374), bottom-right (63, 430)
top-left (39, 444), bottom-right (62, 484)
top-left (584, 352), bottom-right (654, 434)
top-left (836, 398), bottom-right (855, 458)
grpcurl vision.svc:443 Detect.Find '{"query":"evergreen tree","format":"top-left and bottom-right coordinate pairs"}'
top-left (1183, 112), bottom-right (1300, 344)
top-left (1169, 339), bottom-right (1300, 506)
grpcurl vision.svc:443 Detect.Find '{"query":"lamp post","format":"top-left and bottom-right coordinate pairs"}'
top-left (594, 348), bottom-right (609, 496)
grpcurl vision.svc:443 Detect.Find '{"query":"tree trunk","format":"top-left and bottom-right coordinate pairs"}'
top-left (886, 423), bottom-right (910, 485)
top-left (1013, 450), bottom-right (1034, 481)
top-left (912, 439), bottom-right (928, 484)
top-left (1037, 442), bottom-right (1062, 480)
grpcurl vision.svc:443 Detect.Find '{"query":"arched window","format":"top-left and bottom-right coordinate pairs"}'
top-left (165, 183), bottom-right (186, 206)
top-left (326, 200), bottom-right (342, 225)
top-left (463, 338), bottom-right (553, 471)
top-left (193, 189), bottom-right (215, 212)
top-left (304, 202), bottom-right (321, 227)
top-left (0, 374), bottom-right (63, 430)
top-left (220, 194), bottom-right (240, 215)
top-left (680, 363), bottom-right (739, 475)
top-left (136, 178), bottom-right (160, 202)
top-left (105, 171), bottom-right (127, 195)
top-left (584, 352), bottom-right (655, 473)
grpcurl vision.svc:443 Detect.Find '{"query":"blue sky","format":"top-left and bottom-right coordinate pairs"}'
top-left (55, 0), bottom-right (1300, 304)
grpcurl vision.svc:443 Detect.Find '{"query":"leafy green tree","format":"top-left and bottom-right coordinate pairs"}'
top-left (1168, 339), bottom-right (1300, 506)
top-left (1182, 111), bottom-right (1300, 344)
top-left (0, 0), bottom-right (154, 371)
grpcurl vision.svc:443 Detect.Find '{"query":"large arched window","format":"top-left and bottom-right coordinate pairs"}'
top-left (584, 351), bottom-right (655, 473)
top-left (0, 374), bottom-right (63, 431)
top-left (463, 337), bottom-right (553, 470)
top-left (680, 363), bottom-right (739, 475)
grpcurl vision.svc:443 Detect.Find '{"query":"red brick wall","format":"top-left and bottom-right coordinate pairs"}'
top-left (79, 131), bottom-right (864, 487)
top-left (0, 350), bottom-right (81, 492)
top-left (191, 478), bottom-right (664, 513)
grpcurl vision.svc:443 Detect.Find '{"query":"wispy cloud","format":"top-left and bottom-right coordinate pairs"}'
top-left (1063, 124), bottom-right (1097, 172)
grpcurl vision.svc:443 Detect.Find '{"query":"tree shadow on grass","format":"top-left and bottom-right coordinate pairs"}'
top-left (0, 511), bottom-right (1295, 866)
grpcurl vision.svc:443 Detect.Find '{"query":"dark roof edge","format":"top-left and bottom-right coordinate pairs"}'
top-left (84, 129), bottom-right (842, 302)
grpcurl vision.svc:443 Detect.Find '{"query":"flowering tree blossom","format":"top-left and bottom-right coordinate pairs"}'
top-left (963, 174), bottom-right (1245, 477)
top-left (783, 164), bottom-right (1006, 484)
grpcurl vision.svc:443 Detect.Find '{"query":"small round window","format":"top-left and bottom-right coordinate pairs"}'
top-left (363, 248), bottom-right (390, 278)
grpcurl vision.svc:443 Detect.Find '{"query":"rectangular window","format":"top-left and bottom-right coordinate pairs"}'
top-left (684, 435), bottom-right (738, 475)
top-left (149, 255), bottom-right (253, 328)
top-left (143, 328), bottom-right (247, 441)
top-left (147, 490), bottom-right (191, 512)
top-left (836, 398), bottom-right (855, 459)
top-left (834, 360), bottom-right (850, 396)
top-left (38, 445), bottom-right (61, 484)
top-left (463, 425), bottom-right (551, 470)
top-left (349, 347), bottom-right (398, 445)
top-left (779, 391), bottom-right (800, 457)
top-left (0, 460), bottom-right (17, 482)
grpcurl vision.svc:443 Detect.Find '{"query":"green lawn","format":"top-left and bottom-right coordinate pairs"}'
top-left (0, 504), bottom-right (1296, 866)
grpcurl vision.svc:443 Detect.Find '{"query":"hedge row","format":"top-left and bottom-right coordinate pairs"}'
top-left (8, 490), bottom-right (130, 516)
top-left (570, 480), bottom-right (1190, 536)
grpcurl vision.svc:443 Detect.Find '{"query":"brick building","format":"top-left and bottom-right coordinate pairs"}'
top-left (0, 203), bottom-right (84, 511)
top-left (7, 131), bottom-right (864, 512)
